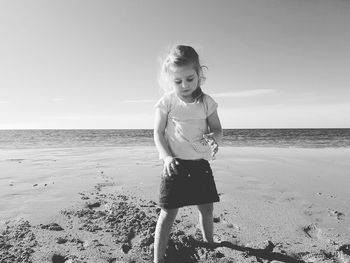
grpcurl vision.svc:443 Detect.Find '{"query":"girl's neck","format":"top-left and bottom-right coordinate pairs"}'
top-left (175, 87), bottom-right (203, 103)
top-left (178, 94), bottom-right (195, 103)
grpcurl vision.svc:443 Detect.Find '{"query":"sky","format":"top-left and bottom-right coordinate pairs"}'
top-left (0, 0), bottom-right (349, 129)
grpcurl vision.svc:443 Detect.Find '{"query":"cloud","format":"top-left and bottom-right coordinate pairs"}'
top-left (57, 114), bottom-right (113, 120)
top-left (212, 89), bottom-right (275, 98)
top-left (51, 112), bottom-right (155, 128)
top-left (0, 101), bottom-right (10, 104)
top-left (219, 102), bottom-right (350, 128)
top-left (123, 99), bottom-right (156, 103)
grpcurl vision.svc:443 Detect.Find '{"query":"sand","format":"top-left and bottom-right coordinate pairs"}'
top-left (1, 146), bottom-right (350, 262)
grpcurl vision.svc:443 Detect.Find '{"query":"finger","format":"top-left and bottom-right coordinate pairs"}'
top-left (166, 165), bottom-right (172, 177)
top-left (172, 160), bottom-right (179, 175)
top-left (172, 162), bottom-right (178, 175)
top-left (172, 165), bottom-right (178, 175)
top-left (164, 163), bottom-right (172, 177)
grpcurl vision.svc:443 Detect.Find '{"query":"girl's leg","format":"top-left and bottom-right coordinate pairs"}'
top-left (153, 208), bottom-right (178, 263)
top-left (197, 203), bottom-right (214, 243)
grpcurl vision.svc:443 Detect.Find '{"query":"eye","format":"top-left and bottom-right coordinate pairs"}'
top-left (174, 80), bottom-right (182, 84)
top-left (187, 78), bottom-right (194, 82)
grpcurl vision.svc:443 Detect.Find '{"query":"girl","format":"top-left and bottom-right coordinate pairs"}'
top-left (153, 45), bottom-right (223, 263)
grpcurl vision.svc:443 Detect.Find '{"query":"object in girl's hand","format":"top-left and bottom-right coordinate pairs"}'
top-left (203, 133), bottom-right (218, 159)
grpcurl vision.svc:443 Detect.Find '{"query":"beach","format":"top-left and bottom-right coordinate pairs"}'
top-left (1, 146), bottom-right (350, 262)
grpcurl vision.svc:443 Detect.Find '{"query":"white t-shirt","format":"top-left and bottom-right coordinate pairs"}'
top-left (155, 91), bottom-right (218, 160)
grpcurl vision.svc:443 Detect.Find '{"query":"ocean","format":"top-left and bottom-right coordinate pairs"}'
top-left (1, 129), bottom-right (350, 150)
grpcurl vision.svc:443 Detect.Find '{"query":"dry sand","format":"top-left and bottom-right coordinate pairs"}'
top-left (1, 146), bottom-right (350, 262)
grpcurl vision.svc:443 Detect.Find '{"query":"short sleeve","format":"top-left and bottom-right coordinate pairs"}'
top-left (204, 94), bottom-right (218, 117)
top-left (154, 94), bottom-right (170, 114)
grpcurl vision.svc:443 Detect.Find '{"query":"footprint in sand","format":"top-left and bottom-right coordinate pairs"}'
top-left (317, 192), bottom-right (337, 199)
top-left (55, 237), bottom-right (68, 244)
top-left (85, 201), bottom-right (101, 209)
top-left (284, 196), bottom-right (296, 202)
top-left (302, 223), bottom-right (322, 239)
top-left (223, 219), bottom-right (240, 230)
top-left (40, 223), bottom-right (64, 231)
top-left (328, 209), bottom-right (345, 221)
top-left (213, 214), bottom-right (240, 231)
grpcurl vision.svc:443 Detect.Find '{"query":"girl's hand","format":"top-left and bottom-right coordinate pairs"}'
top-left (203, 133), bottom-right (219, 157)
top-left (163, 156), bottom-right (179, 177)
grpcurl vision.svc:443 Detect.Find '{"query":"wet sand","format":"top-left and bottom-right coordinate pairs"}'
top-left (1, 146), bottom-right (350, 262)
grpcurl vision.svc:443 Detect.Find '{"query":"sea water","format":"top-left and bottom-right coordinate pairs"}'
top-left (0, 129), bottom-right (350, 149)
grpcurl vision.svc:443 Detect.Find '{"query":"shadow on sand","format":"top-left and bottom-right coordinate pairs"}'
top-left (165, 239), bottom-right (306, 263)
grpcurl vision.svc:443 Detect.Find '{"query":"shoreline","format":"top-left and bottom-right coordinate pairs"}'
top-left (1, 146), bottom-right (350, 262)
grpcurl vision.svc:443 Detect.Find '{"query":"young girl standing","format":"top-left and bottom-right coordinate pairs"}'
top-left (153, 45), bottom-right (223, 262)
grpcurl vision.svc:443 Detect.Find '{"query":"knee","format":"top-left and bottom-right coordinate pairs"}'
top-left (197, 203), bottom-right (213, 216)
top-left (159, 208), bottom-right (178, 220)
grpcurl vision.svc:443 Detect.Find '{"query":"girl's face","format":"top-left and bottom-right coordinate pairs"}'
top-left (169, 65), bottom-right (199, 100)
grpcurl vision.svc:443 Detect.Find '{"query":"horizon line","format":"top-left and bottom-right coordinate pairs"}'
top-left (1, 127), bottom-right (349, 130)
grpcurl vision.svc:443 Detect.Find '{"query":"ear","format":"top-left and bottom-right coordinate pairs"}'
top-left (198, 76), bottom-right (206, 86)
top-left (198, 66), bottom-right (207, 86)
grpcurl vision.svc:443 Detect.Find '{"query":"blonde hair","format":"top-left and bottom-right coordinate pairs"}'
top-left (158, 45), bottom-right (207, 101)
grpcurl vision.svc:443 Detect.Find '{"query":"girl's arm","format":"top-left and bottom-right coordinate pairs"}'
top-left (154, 108), bottom-right (178, 176)
top-left (154, 108), bottom-right (172, 159)
top-left (207, 109), bottom-right (223, 143)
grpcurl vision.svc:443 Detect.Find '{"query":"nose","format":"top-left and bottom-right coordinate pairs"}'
top-left (182, 81), bottom-right (189, 89)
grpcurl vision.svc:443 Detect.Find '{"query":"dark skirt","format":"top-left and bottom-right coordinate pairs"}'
top-left (158, 159), bottom-right (220, 209)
